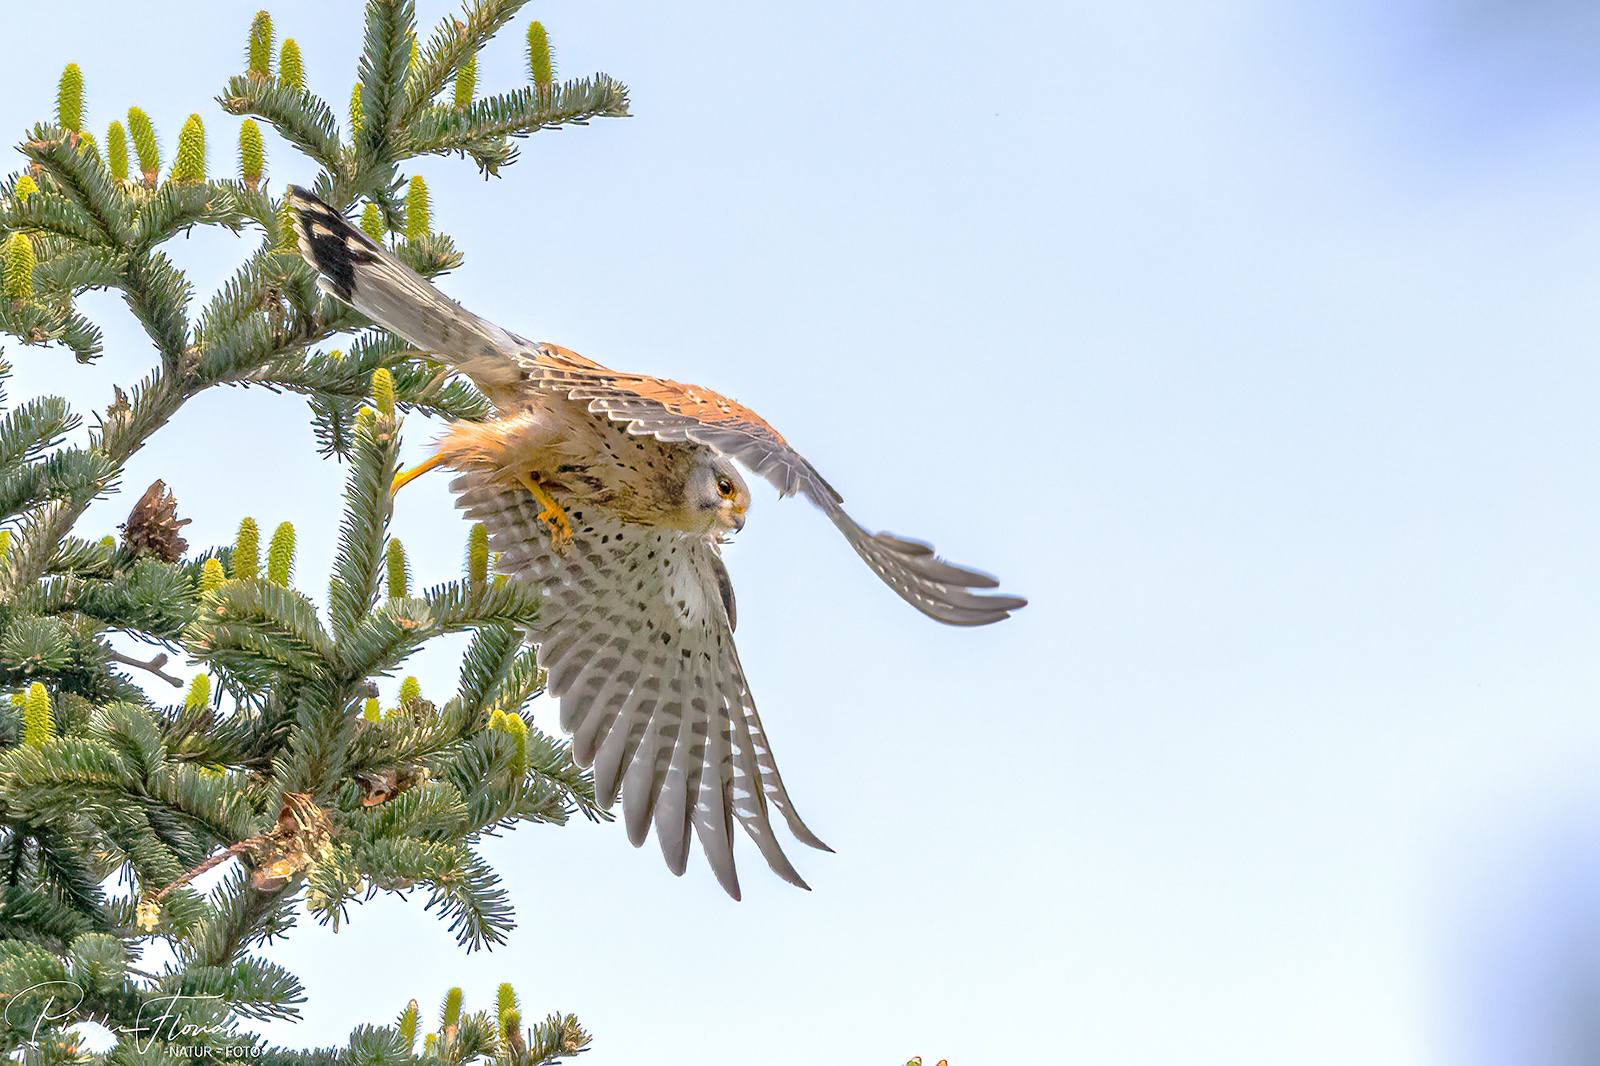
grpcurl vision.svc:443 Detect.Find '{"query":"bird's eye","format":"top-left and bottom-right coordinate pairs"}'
top-left (716, 475), bottom-right (735, 498)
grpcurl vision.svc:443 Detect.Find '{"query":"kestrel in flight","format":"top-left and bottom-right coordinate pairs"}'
top-left (288, 186), bottom-right (1025, 898)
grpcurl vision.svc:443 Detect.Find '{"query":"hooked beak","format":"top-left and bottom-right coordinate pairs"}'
top-left (730, 508), bottom-right (746, 532)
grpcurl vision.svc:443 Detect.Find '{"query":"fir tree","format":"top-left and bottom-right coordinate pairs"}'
top-left (0, 2), bottom-right (627, 1060)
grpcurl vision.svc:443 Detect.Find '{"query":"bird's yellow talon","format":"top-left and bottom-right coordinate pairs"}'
top-left (515, 470), bottom-right (573, 555)
top-left (539, 501), bottom-right (574, 554)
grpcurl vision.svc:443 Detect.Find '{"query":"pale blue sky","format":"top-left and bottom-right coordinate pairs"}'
top-left (9, 1), bottom-right (1600, 1064)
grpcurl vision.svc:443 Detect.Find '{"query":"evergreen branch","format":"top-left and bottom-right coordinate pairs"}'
top-left (420, 578), bottom-right (542, 636)
top-left (0, 396), bottom-right (79, 465)
top-left (68, 557), bottom-right (201, 641)
top-left (390, 230), bottom-right (464, 278)
top-left (521, 1012), bottom-right (592, 1064)
top-left (454, 624), bottom-right (518, 716)
top-left (321, 835), bottom-right (512, 951)
top-left (442, 729), bottom-right (573, 832)
top-left (188, 580), bottom-right (336, 681)
top-left (0, 883), bottom-right (96, 946)
top-left (0, 295), bottom-right (106, 361)
top-left (31, 244), bottom-right (127, 297)
top-left (0, 738), bottom-right (141, 811)
top-left (121, 251), bottom-right (192, 374)
top-left (2, 187), bottom-right (106, 243)
top-left (404, 1), bottom-right (530, 122)
top-left (356, 0), bottom-right (417, 152)
top-left (346, 697), bottom-right (470, 772)
top-left (400, 76), bottom-right (631, 172)
top-left (175, 868), bottom-right (299, 969)
top-left (0, 447), bottom-right (119, 525)
top-left (236, 332), bottom-right (490, 426)
top-left (47, 536), bottom-right (118, 577)
top-left (196, 251), bottom-right (296, 345)
top-left (481, 645), bottom-right (548, 722)
top-left (52, 303), bottom-right (106, 362)
top-left (217, 75), bottom-right (342, 169)
top-left (94, 369), bottom-right (180, 466)
top-left (18, 125), bottom-right (130, 246)
top-left (419, 844), bottom-right (512, 950)
top-left (131, 181), bottom-right (242, 252)
top-left (345, 781), bottom-right (469, 844)
top-left (326, 417), bottom-right (398, 642)
top-left (176, 956), bottom-right (306, 1022)
top-left (209, 179), bottom-right (281, 235)
top-left (275, 683), bottom-right (359, 797)
top-left (89, 701), bottom-right (170, 784)
top-left (335, 580), bottom-right (539, 681)
top-left (332, 596), bottom-right (433, 680)
top-left (194, 312), bottom-right (286, 386)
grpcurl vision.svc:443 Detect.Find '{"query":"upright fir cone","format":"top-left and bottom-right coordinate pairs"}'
top-left (120, 480), bottom-right (191, 561)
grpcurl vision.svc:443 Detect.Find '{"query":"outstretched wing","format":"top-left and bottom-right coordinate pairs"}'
top-left (288, 186), bottom-right (1026, 625)
top-left (453, 474), bottom-right (828, 899)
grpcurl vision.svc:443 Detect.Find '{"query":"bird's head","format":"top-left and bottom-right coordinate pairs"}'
top-left (688, 454), bottom-right (750, 536)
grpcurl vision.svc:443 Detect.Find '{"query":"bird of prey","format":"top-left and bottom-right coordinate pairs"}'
top-left (288, 186), bottom-right (1025, 898)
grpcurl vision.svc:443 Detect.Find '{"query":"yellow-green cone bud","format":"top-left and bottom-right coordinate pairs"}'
top-left (200, 557), bottom-right (225, 593)
top-left (502, 1008), bottom-right (521, 1039)
top-left (184, 673), bottom-right (210, 710)
top-left (497, 982), bottom-right (519, 1026)
top-left (22, 683), bottom-right (54, 747)
top-left (233, 517), bottom-right (259, 580)
top-left (13, 175), bottom-right (38, 203)
top-left (370, 367), bottom-right (396, 419)
top-left (239, 120), bottom-right (265, 187)
top-left (453, 55), bottom-right (477, 109)
top-left (99, 535), bottom-right (115, 549)
top-left (423, 1034), bottom-right (436, 1055)
top-left (527, 22), bottom-right (555, 88)
top-left (248, 11), bottom-right (274, 78)
top-left (398, 999), bottom-right (419, 1049)
top-left (5, 234), bottom-right (35, 302)
top-left (0, 530), bottom-right (11, 562)
top-left (363, 697), bottom-right (381, 722)
top-left (349, 85), bottom-right (363, 134)
top-left (467, 523), bottom-right (488, 586)
top-left (279, 39), bottom-right (304, 90)
top-left (107, 121), bottom-right (129, 180)
top-left (398, 676), bottom-right (420, 708)
top-left (58, 64), bottom-right (84, 132)
top-left (441, 987), bottom-right (463, 1028)
top-left (169, 114), bottom-right (206, 183)
top-left (385, 538), bottom-right (409, 599)
top-left (266, 521), bottom-right (295, 586)
top-left (404, 175), bottom-right (429, 242)
top-left (128, 108), bottom-right (159, 182)
top-left (360, 202), bottom-right (384, 240)
top-left (502, 712), bottom-right (528, 776)
top-left (276, 196), bottom-right (296, 250)
top-left (77, 130), bottom-right (99, 162)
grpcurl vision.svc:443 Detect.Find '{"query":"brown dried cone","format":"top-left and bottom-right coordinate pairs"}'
top-left (251, 793), bottom-right (333, 891)
top-left (120, 479), bottom-right (192, 561)
top-left (354, 765), bottom-right (427, 806)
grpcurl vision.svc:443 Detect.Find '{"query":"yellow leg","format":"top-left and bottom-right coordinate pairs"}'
top-left (392, 451), bottom-right (452, 494)
top-left (513, 469), bottom-right (574, 555)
